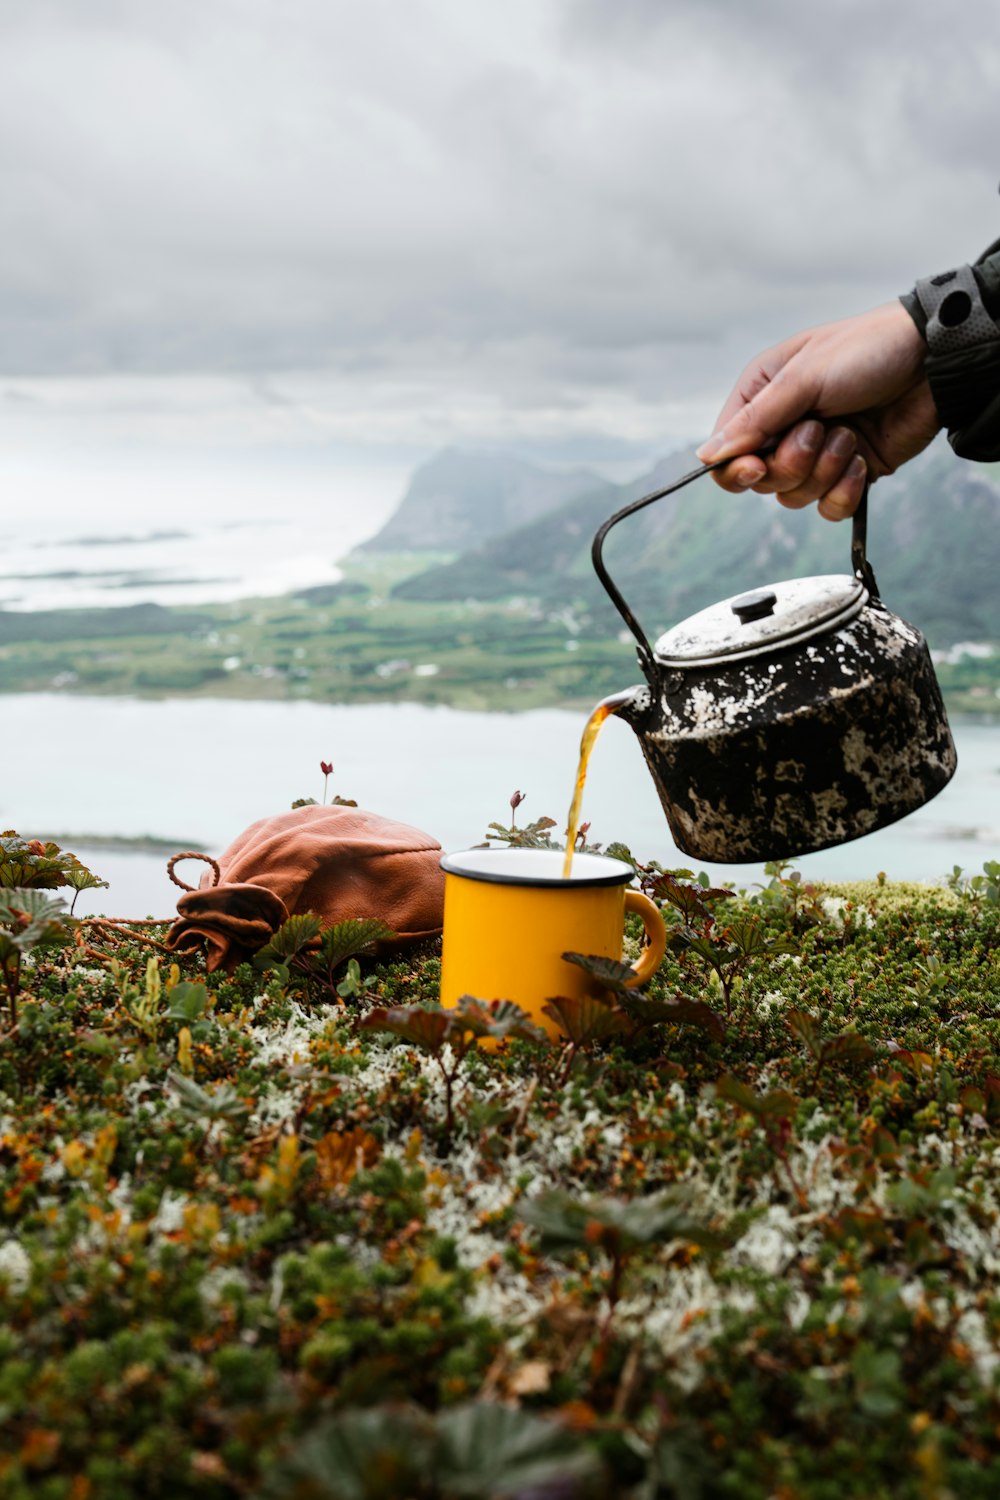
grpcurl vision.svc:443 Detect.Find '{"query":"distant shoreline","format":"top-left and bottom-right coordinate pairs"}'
top-left (36, 832), bottom-right (203, 854)
top-left (0, 543), bottom-right (997, 718)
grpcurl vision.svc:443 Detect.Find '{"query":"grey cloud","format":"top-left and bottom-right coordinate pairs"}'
top-left (0, 0), bottom-right (997, 398)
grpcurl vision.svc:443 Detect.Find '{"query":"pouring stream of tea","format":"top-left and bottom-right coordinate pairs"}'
top-left (563, 690), bottom-right (635, 878)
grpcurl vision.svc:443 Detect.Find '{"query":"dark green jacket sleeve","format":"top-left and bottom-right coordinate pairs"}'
top-left (900, 237), bottom-right (1000, 462)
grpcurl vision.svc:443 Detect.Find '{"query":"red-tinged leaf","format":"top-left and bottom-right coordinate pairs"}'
top-left (756, 1088), bottom-right (799, 1120)
top-left (359, 1006), bottom-right (451, 1054)
top-left (894, 1049), bottom-right (935, 1079)
top-left (670, 933), bottom-right (723, 970)
top-left (786, 1008), bottom-right (822, 1060)
top-left (871, 1127), bottom-right (899, 1160)
top-left (452, 996), bottom-right (548, 1044)
top-left (904, 1219), bottom-right (936, 1264)
top-left (562, 951), bottom-right (640, 996)
top-left (541, 994), bottom-right (629, 1046)
top-left (621, 994), bottom-right (725, 1042)
top-left (826, 1207), bottom-right (893, 1249)
top-left (716, 1074), bottom-right (797, 1121)
top-left (714, 1073), bottom-right (762, 1116)
top-left (822, 1033), bottom-right (876, 1070)
top-left (650, 874), bottom-right (732, 924)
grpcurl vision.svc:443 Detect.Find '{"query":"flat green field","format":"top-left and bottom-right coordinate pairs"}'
top-left (0, 555), bottom-right (996, 716)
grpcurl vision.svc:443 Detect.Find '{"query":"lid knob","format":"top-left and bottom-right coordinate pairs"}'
top-left (731, 588), bottom-right (778, 625)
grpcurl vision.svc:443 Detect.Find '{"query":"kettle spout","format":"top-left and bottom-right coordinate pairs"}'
top-left (595, 685), bottom-right (649, 732)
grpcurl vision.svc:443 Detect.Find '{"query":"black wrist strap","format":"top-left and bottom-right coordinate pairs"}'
top-left (913, 264), bottom-right (1000, 355)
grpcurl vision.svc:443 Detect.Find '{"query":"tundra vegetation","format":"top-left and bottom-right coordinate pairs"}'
top-left (2, 827), bottom-right (1000, 1497)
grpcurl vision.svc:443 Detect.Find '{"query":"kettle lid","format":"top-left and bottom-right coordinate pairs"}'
top-left (654, 574), bottom-right (868, 668)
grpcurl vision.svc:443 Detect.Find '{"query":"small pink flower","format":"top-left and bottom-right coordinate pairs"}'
top-left (320, 760), bottom-right (333, 776)
top-left (510, 790), bottom-right (525, 813)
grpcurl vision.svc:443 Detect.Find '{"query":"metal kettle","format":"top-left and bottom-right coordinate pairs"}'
top-left (592, 460), bottom-right (957, 863)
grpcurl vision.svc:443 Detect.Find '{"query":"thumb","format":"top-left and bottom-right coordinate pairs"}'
top-left (696, 365), bottom-right (819, 463)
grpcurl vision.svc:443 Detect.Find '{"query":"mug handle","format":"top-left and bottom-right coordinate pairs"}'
top-left (623, 890), bottom-right (667, 988)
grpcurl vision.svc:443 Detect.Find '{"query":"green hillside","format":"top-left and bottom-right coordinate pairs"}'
top-left (394, 442), bottom-right (1000, 649)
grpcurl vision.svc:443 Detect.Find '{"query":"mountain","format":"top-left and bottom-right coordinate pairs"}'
top-left (358, 447), bottom-right (605, 553)
top-left (392, 441), bottom-right (1000, 648)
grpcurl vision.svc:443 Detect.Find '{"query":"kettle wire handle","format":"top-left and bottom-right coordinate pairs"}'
top-left (591, 457), bottom-right (879, 672)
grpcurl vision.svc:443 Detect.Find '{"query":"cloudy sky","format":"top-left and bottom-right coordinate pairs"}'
top-left (2, 0), bottom-right (1000, 519)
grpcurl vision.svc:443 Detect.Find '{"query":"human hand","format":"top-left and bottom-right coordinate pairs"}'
top-left (695, 301), bottom-right (941, 519)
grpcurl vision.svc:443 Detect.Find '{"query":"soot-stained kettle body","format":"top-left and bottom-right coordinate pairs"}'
top-left (592, 461), bottom-right (957, 864)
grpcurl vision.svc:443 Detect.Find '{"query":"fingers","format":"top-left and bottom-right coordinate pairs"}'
top-left (708, 453), bottom-right (769, 493)
top-left (708, 420), bottom-right (831, 497)
top-left (706, 422), bottom-right (868, 519)
top-left (696, 345), bottom-right (820, 465)
top-left (749, 421), bottom-right (827, 496)
top-left (766, 425), bottom-right (858, 506)
top-left (817, 455), bottom-right (867, 521)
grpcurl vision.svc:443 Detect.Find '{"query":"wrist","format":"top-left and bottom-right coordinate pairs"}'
top-left (903, 260), bottom-right (1000, 463)
top-left (912, 264), bottom-right (999, 356)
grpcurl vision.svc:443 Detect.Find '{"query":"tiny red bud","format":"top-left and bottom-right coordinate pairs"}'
top-left (510, 789), bottom-right (525, 812)
top-left (320, 761), bottom-right (333, 776)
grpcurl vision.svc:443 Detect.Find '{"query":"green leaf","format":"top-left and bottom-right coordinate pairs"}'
top-left (336, 958), bottom-right (363, 999)
top-left (541, 994), bottom-right (629, 1046)
top-left (264, 1403), bottom-right (597, 1500)
top-left (60, 853), bottom-right (109, 893)
top-left (253, 912), bottom-right (323, 968)
top-left (0, 834), bottom-right (72, 890)
top-left (78, 1031), bottom-right (116, 1056)
top-left (318, 918), bottom-right (395, 973)
top-left (0, 932), bottom-right (22, 966)
top-left (851, 1344), bottom-right (903, 1419)
top-left (0, 888), bottom-right (75, 951)
top-left (522, 1186), bottom-right (725, 1257)
top-left (433, 1402), bottom-right (599, 1496)
top-left (166, 982), bottom-right (210, 1022)
top-left (168, 1071), bottom-right (249, 1124)
top-left (721, 918), bottom-right (794, 958)
top-left (603, 841), bottom-right (636, 868)
top-left (263, 1405), bottom-right (430, 1499)
top-left (62, 869), bottom-right (110, 893)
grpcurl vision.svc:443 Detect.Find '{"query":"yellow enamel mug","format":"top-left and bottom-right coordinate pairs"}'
top-left (439, 848), bottom-right (667, 1039)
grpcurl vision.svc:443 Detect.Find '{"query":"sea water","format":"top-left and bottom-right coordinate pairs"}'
top-left (1, 694), bottom-right (997, 917)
